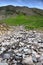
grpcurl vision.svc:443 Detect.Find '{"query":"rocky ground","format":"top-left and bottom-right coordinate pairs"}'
top-left (0, 25), bottom-right (43, 65)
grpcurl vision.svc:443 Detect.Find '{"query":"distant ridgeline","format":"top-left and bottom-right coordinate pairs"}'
top-left (0, 5), bottom-right (43, 18)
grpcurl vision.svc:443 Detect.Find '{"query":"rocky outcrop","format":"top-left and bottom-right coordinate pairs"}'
top-left (0, 26), bottom-right (43, 65)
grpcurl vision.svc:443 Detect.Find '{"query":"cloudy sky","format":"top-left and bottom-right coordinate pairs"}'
top-left (0, 0), bottom-right (43, 9)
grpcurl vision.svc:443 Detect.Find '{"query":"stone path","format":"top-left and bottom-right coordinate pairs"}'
top-left (0, 26), bottom-right (43, 65)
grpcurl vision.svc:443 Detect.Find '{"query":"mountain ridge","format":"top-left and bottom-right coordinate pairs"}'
top-left (0, 5), bottom-right (43, 17)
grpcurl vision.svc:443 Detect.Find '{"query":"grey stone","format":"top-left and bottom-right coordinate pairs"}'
top-left (22, 56), bottom-right (34, 65)
top-left (0, 63), bottom-right (8, 65)
top-left (39, 55), bottom-right (43, 61)
top-left (32, 54), bottom-right (37, 63)
top-left (36, 62), bottom-right (42, 65)
top-left (3, 53), bottom-right (10, 59)
top-left (24, 48), bottom-right (31, 55)
top-left (15, 53), bottom-right (22, 61)
top-left (39, 47), bottom-right (43, 52)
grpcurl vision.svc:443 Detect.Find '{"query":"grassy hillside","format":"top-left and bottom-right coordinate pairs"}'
top-left (1, 15), bottom-right (43, 30)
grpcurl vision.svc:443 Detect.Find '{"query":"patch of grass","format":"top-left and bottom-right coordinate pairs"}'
top-left (0, 14), bottom-right (43, 30)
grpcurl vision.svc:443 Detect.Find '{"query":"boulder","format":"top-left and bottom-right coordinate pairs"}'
top-left (22, 56), bottom-right (34, 65)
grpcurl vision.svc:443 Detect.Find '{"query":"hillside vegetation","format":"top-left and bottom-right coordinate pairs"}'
top-left (0, 15), bottom-right (43, 30)
top-left (0, 5), bottom-right (43, 30)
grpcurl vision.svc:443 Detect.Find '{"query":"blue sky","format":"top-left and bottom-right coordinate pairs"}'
top-left (0, 0), bottom-right (43, 9)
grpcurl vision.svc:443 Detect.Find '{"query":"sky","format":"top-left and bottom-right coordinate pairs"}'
top-left (0, 0), bottom-right (43, 9)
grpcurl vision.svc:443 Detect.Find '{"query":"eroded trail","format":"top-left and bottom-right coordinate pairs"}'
top-left (0, 25), bottom-right (43, 65)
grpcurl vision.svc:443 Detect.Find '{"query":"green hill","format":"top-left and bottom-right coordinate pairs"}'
top-left (0, 5), bottom-right (43, 30)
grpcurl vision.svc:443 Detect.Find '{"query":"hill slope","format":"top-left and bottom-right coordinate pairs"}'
top-left (0, 15), bottom-right (43, 30)
top-left (0, 5), bottom-right (43, 17)
top-left (0, 5), bottom-right (43, 30)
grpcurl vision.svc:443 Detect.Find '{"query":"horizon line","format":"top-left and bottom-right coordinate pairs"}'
top-left (0, 4), bottom-right (43, 10)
